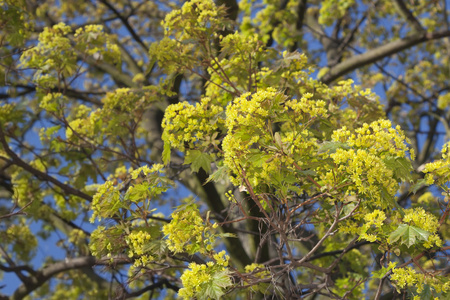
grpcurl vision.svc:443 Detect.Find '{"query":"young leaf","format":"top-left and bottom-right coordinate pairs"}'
top-left (389, 224), bottom-right (431, 248)
top-left (162, 140), bottom-right (171, 165)
top-left (201, 270), bottom-right (232, 300)
top-left (409, 178), bottom-right (428, 194)
top-left (161, 131), bottom-right (171, 165)
top-left (382, 156), bottom-right (413, 182)
top-left (274, 132), bottom-right (282, 148)
top-left (317, 141), bottom-right (350, 154)
top-left (184, 150), bottom-right (214, 173)
top-left (205, 165), bottom-right (228, 184)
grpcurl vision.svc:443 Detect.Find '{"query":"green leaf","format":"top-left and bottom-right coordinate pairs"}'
top-left (371, 262), bottom-right (396, 279)
top-left (417, 284), bottom-right (433, 300)
top-left (162, 139), bottom-right (171, 165)
top-left (184, 150), bottom-right (214, 173)
top-left (213, 270), bottom-right (232, 288)
top-left (274, 131), bottom-right (282, 148)
top-left (205, 166), bottom-right (228, 184)
top-left (389, 224), bottom-right (431, 248)
top-left (201, 270), bottom-right (232, 300)
top-left (218, 232), bottom-right (237, 238)
top-left (317, 141), bottom-right (350, 155)
top-left (144, 239), bottom-right (167, 255)
top-left (248, 153), bottom-right (273, 167)
top-left (371, 267), bottom-right (389, 279)
top-left (317, 67), bottom-right (330, 79)
top-left (409, 178), bottom-right (428, 194)
top-left (382, 156), bottom-right (413, 182)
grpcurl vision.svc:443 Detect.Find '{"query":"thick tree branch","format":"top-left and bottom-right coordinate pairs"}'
top-left (11, 256), bottom-right (128, 300)
top-left (83, 56), bottom-right (137, 88)
top-left (289, 0), bottom-right (308, 52)
top-left (321, 30), bottom-right (450, 84)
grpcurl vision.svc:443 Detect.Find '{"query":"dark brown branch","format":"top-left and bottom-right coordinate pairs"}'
top-left (123, 279), bottom-right (180, 298)
top-left (321, 30), bottom-right (450, 84)
top-left (393, 0), bottom-right (425, 32)
top-left (98, 0), bottom-right (149, 52)
top-left (289, 0), bottom-right (308, 52)
top-left (0, 127), bottom-right (92, 202)
top-left (417, 110), bottom-right (441, 165)
top-left (306, 240), bottom-right (371, 262)
top-left (11, 256), bottom-right (128, 300)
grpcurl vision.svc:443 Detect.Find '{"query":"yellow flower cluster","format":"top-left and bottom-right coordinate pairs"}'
top-left (39, 22), bottom-right (72, 46)
top-left (90, 163), bottom-right (168, 223)
top-left (68, 229), bottom-right (86, 245)
top-left (390, 267), bottom-right (418, 291)
top-left (130, 164), bottom-right (156, 179)
top-left (179, 263), bottom-right (213, 298)
top-left (222, 88), bottom-right (327, 192)
top-left (403, 208), bottom-right (439, 233)
top-left (358, 209), bottom-right (387, 242)
top-left (402, 208), bottom-right (442, 248)
top-left (102, 88), bottom-right (142, 112)
top-left (21, 22), bottom-right (120, 89)
top-left (162, 97), bottom-right (224, 150)
top-left (417, 191), bottom-right (434, 204)
top-left (328, 148), bottom-right (397, 206)
top-left (39, 92), bottom-right (65, 113)
top-left (423, 142), bottom-right (450, 185)
top-left (223, 88), bottom-right (281, 185)
top-left (162, 203), bottom-right (218, 254)
top-left (90, 181), bottom-right (120, 222)
top-left (225, 89), bottom-right (276, 132)
top-left (213, 251), bottom-right (229, 267)
top-left (285, 93), bottom-right (327, 123)
top-left (74, 24), bottom-right (120, 64)
top-left (364, 209), bottom-right (386, 228)
top-left (163, 0), bottom-right (226, 41)
top-left (320, 119), bottom-right (413, 206)
top-left (65, 88), bottom-right (154, 144)
top-left (178, 251), bottom-right (231, 299)
top-left (126, 229), bottom-right (153, 267)
top-left (65, 110), bottom-right (100, 141)
top-left (5, 222), bottom-right (38, 261)
top-left (20, 22), bottom-right (76, 82)
top-left (331, 119), bottom-right (412, 159)
top-left (391, 266), bottom-right (450, 295)
top-left (0, 103), bottom-right (15, 122)
top-left (244, 263), bottom-right (270, 278)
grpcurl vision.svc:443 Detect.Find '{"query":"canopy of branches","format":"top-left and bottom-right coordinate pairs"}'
top-left (0, 0), bottom-right (449, 299)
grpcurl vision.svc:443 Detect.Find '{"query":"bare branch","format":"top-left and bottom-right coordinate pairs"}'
top-left (11, 256), bottom-right (129, 300)
top-left (0, 127), bottom-right (92, 202)
top-left (393, 0), bottom-right (425, 32)
top-left (98, 0), bottom-right (149, 52)
top-left (321, 30), bottom-right (450, 84)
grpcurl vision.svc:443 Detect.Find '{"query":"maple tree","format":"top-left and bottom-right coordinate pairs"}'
top-left (0, 0), bottom-right (449, 299)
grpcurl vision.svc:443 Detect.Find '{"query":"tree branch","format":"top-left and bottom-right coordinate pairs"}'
top-left (123, 279), bottom-right (180, 298)
top-left (0, 127), bottom-right (92, 202)
top-left (392, 0), bottom-right (425, 33)
top-left (321, 30), bottom-right (450, 84)
top-left (98, 0), bottom-right (149, 52)
top-left (11, 256), bottom-right (128, 300)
